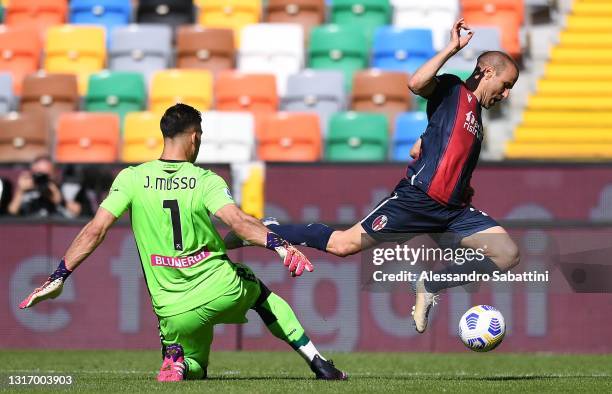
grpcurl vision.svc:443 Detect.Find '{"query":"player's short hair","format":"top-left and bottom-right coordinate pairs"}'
top-left (160, 103), bottom-right (202, 139)
top-left (476, 51), bottom-right (519, 76)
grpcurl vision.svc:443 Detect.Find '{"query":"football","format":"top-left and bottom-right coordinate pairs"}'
top-left (459, 305), bottom-right (506, 352)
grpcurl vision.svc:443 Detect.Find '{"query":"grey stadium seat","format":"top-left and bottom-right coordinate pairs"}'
top-left (281, 70), bottom-right (345, 136)
top-left (109, 24), bottom-right (173, 81)
top-left (0, 73), bottom-right (14, 115)
top-left (443, 27), bottom-right (502, 72)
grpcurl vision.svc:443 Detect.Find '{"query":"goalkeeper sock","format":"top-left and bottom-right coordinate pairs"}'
top-left (424, 256), bottom-right (500, 293)
top-left (266, 223), bottom-right (335, 252)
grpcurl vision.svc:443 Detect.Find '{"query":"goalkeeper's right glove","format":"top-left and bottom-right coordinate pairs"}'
top-left (266, 233), bottom-right (314, 277)
top-left (19, 258), bottom-right (72, 309)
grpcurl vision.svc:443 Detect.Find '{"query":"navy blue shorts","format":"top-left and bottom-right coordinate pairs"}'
top-left (360, 178), bottom-right (499, 241)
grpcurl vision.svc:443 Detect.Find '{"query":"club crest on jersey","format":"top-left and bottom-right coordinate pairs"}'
top-left (372, 215), bottom-right (388, 231)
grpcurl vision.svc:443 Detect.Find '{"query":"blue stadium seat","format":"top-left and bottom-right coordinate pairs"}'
top-left (70, 0), bottom-right (132, 46)
top-left (0, 73), bottom-right (13, 114)
top-left (443, 27), bottom-right (502, 72)
top-left (392, 111), bottom-right (427, 161)
top-left (372, 27), bottom-right (435, 74)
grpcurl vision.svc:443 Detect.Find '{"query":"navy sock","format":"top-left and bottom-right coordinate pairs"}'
top-left (266, 223), bottom-right (335, 252)
top-left (424, 256), bottom-right (501, 293)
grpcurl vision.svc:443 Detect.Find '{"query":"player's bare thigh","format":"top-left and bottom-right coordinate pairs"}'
top-left (326, 223), bottom-right (376, 257)
top-left (460, 226), bottom-right (520, 271)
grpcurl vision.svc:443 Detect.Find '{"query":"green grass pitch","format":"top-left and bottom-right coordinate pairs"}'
top-left (1, 351), bottom-right (611, 393)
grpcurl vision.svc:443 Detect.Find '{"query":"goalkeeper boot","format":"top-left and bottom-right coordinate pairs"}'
top-left (157, 344), bottom-right (186, 382)
top-left (223, 217), bottom-right (280, 249)
top-left (411, 279), bottom-right (439, 333)
top-left (310, 355), bottom-right (348, 380)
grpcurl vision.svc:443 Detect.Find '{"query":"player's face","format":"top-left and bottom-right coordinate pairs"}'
top-left (190, 127), bottom-right (203, 163)
top-left (483, 66), bottom-right (519, 109)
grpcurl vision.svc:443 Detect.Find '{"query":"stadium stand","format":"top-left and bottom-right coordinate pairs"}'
top-left (44, 25), bottom-right (106, 94)
top-left (196, 111), bottom-right (256, 163)
top-left (281, 70), bottom-right (345, 135)
top-left (326, 112), bottom-right (388, 161)
top-left (20, 73), bottom-right (79, 131)
top-left (176, 26), bottom-right (235, 75)
top-left (0, 112), bottom-right (49, 162)
top-left (85, 71), bottom-right (147, 123)
top-left (0, 73), bottom-right (13, 114)
top-left (69, 0), bottom-right (132, 45)
top-left (5, 0), bottom-right (68, 34)
top-left (238, 23), bottom-right (304, 95)
top-left (391, 0), bottom-right (459, 50)
top-left (0, 26), bottom-right (42, 94)
top-left (136, 0), bottom-right (195, 29)
top-left (55, 112), bottom-right (120, 163)
top-left (392, 111), bottom-right (427, 161)
top-left (443, 26), bottom-right (502, 73)
top-left (215, 71), bottom-right (278, 112)
top-left (109, 24), bottom-right (173, 81)
top-left (257, 112), bottom-right (322, 161)
top-left (149, 69), bottom-right (214, 113)
top-left (265, 0), bottom-right (325, 44)
top-left (196, 0), bottom-right (261, 40)
top-left (122, 111), bottom-right (164, 163)
top-left (371, 27), bottom-right (435, 74)
top-left (308, 24), bottom-right (369, 90)
top-left (330, 0), bottom-right (391, 41)
top-left (351, 69), bottom-right (412, 126)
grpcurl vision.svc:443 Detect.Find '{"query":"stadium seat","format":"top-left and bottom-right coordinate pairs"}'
top-left (196, 0), bottom-right (261, 40)
top-left (0, 4), bottom-right (4, 23)
top-left (44, 25), bottom-right (106, 94)
top-left (137, 0), bottom-right (195, 29)
top-left (69, 0), bottom-right (132, 45)
top-left (351, 69), bottom-right (412, 126)
top-left (392, 111), bottom-right (427, 161)
top-left (0, 26), bottom-right (42, 94)
top-left (443, 27), bottom-right (502, 72)
top-left (21, 72), bottom-right (79, 131)
top-left (150, 69), bottom-right (213, 113)
top-left (85, 71), bottom-right (146, 123)
top-left (281, 70), bottom-right (345, 135)
top-left (0, 112), bottom-right (50, 162)
top-left (238, 24), bottom-right (304, 95)
top-left (215, 71), bottom-right (278, 113)
top-left (308, 24), bottom-right (369, 90)
top-left (371, 27), bottom-right (435, 74)
top-left (391, 0), bottom-right (459, 50)
top-left (176, 26), bottom-right (235, 75)
top-left (0, 73), bottom-right (13, 114)
top-left (330, 0), bottom-right (391, 40)
top-left (122, 111), bottom-right (164, 163)
top-left (5, 0), bottom-right (68, 34)
top-left (461, 0), bottom-right (523, 58)
top-left (257, 112), bottom-right (322, 161)
top-left (55, 112), bottom-right (120, 163)
top-left (196, 111), bottom-right (255, 163)
top-left (326, 112), bottom-right (388, 161)
top-left (265, 0), bottom-right (325, 44)
top-left (109, 25), bottom-right (172, 81)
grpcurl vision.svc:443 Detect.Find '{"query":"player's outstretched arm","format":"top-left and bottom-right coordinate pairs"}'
top-left (19, 208), bottom-right (117, 309)
top-left (215, 204), bottom-right (314, 277)
top-left (408, 18), bottom-right (473, 98)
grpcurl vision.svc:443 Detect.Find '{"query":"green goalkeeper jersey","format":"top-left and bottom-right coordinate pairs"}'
top-left (100, 159), bottom-right (239, 317)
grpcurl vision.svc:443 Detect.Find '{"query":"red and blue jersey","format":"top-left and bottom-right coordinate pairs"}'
top-left (407, 74), bottom-right (483, 207)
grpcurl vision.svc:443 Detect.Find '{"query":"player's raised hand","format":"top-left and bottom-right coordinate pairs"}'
top-left (449, 18), bottom-right (473, 53)
top-left (266, 233), bottom-right (314, 277)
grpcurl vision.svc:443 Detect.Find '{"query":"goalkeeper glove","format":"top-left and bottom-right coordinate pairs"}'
top-left (266, 233), bottom-right (314, 277)
top-left (19, 258), bottom-right (72, 309)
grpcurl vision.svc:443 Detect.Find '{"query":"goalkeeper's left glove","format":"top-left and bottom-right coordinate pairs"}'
top-left (266, 233), bottom-right (314, 277)
top-left (19, 258), bottom-right (72, 309)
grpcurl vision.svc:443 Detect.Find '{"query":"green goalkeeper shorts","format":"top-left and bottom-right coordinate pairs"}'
top-left (157, 262), bottom-right (261, 376)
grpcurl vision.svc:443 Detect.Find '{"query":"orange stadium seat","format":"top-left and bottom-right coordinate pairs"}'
top-left (461, 0), bottom-right (523, 58)
top-left (0, 26), bottom-right (42, 94)
top-left (44, 25), bottom-right (106, 94)
top-left (149, 69), bottom-right (214, 113)
top-left (21, 72), bottom-right (79, 131)
top-left (122, 112), bottom-right (164, 163)
top-left (0, 112), bottom-right (49, 162)
top-left (257, 112), bottom-right (322, 161)
top-left (265, 0), bottom-right (325, 44)
top-left (215, 71), bottom-right (278, 113)
top-left (196, 0), bottom-right (261, 40)
top-left (55, 112), bottom-right (120, 163)
top-left (176, 26), bottom-right (235, 75)
top-left (5, 0), bottom-right (68, 34)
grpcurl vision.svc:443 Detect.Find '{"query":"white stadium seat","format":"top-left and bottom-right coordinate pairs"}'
top-left (391, 0), bottom-right (459, 50)
top-left (196, 111), bottom-right (255, 163)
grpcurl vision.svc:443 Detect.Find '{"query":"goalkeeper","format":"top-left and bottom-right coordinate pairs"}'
top-left (19, 103), bottom-right (347, 382)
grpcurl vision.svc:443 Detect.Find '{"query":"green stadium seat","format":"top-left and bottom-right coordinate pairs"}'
top-left (0, 5), bottom-right (4, 23)
top-left (331, 0), bottom-right (391, 41)
top-left (85, 71), bottom-right (146, 125)
top-left (326, 112), bottom-right (388, 161)
top-left (308, 24), bottom-right (369, 90)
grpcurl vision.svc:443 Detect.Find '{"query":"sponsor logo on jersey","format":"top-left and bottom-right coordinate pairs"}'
top-left (224, 188), bottom-right (233, 200)
top-left (463, 110), bottom-right (482, 138)
top-left (151, 248), bottom-right (210, 269)
top-left (371, 215), bottom-right (388, 231)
